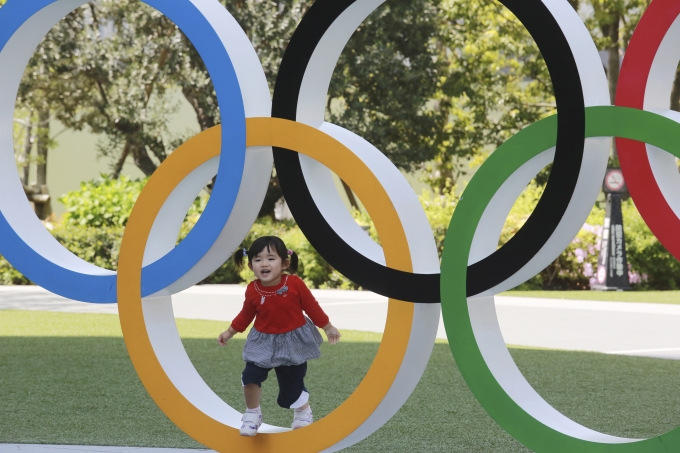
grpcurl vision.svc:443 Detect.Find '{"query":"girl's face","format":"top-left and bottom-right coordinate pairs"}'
top-left (248, 246), bottom-right (290, 286)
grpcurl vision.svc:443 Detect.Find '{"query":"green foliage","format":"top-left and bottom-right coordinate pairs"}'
top-left (500, 184), bottom-right (604, 290)
top-left (1, 174), bottom-right (355, 288)
top-left (0, 255), bottom-right (30, 285)
top-left (15, 0), bottom-right (448, 177)
top-left (351, 208), bottom-right (380, 245)
top-left (623, 199), bottom-right (680, 290)
top-left (354, 182), bottom-right (604, 290)
top-left (420, 188), bottom-right (459, 258)
top-left (58, 174), bottom-right (145, 227)
top-left (16, 1), bottom-right (191, 177)
top-left (584, 0), bottom-right (649, 51)
top-left (52, 224), bottom-right (123, 271)
top-left (12, 0), bottom-right (558, 186)
top-left (208, 217), bottom-right (360, 290)
top-left (5, 162), bottom-right (680, 291)
top-left (351, 187), bottom-right (459, 259)
top-left (328, 0), bottom-right (448, 171)
top-left (499, 185), bottom-right (680, 291)
top-left (525, 213), bottom-right (603, 291)
top-left (423, 0), bottom-right (555, 189)
top-left (0, 222), bottom-right (123, 285)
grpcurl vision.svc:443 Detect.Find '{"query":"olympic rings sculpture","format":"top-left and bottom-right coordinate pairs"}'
top-left (3, 0), bottom-right (680, 451)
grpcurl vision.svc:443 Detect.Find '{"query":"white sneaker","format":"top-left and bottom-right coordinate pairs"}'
top-left (292, 407), bottom-right (313, 430)
top-left (240, 411), bottom-right (262, 436)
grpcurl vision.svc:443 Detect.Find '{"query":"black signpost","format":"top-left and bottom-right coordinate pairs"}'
top-left (591, 168), bottom-right (631, 291)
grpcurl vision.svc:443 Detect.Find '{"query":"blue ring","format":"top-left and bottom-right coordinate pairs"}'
top-left (0, 0), bottom-right (245, 302)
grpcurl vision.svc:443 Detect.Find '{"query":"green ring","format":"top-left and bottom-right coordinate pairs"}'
top-left (441, 105), bottom-right (680, 452)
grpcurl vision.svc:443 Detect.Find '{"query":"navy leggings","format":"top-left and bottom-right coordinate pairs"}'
top-left (241, 362), bottom-right (308, 409)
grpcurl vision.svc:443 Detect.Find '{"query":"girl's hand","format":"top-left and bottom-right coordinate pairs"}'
top-left (323, 324), bottom-right (342, 345)
top-left (217, 327), bottom-right (237, 346)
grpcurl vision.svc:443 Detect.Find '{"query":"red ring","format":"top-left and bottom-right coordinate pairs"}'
top-left (616, 0), bottom-right (680, 259)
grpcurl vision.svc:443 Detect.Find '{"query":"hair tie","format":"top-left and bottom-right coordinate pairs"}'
top-left (243, 248), bottom-right (248, 256)
top-left (287, 249), bottom-right (294, 256)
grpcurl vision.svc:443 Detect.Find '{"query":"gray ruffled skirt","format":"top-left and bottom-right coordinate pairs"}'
top-left (243, 317), bottom-right (323, 368)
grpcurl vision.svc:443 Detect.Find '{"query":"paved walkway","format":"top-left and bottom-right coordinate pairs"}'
top-left (496, 296), bottom-right (680, 359)
top-left (1, 285), bottom-right (679, 359)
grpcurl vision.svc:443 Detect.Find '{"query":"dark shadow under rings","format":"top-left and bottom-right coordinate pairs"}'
top-left (271, 0), bottom-right (585, 302)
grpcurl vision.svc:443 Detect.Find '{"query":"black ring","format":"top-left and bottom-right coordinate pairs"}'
top-left (272, 0), bottom-right (585, 301)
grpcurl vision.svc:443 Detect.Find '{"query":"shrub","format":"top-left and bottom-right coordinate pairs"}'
top-left (482, 182), bottom-right (604, 290)
top-left (350, 187), bottom-right (458, 259)
top-left (497, 186), bottom-right (672, 291)
top-left (220, 217), bottom-right (359, 289)
top-left (58, 174), bottom-right (146, 227)
top-left (0, 255), bottom-right (31, 285)
top-left (3, 174), bottom-right (680, 291)
top-left (0, 223), bottom-right (123, 285)
top-left (414, 188), bottom-right (458, 258)
top-left (51, 224), bottom-right (123, 271)
top-left (623, 199), bottom-right (680, 290)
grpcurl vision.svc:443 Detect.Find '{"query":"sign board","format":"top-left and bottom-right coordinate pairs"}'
top-left (603, 168), bottom-right (627, 194)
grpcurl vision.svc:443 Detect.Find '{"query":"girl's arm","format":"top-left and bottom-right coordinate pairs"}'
top-left (230, 286), bottom-right (258, 332)
top-left (295, 277), bottom-right (330, 328)
top-left (218, 287), bottom-right (257, 345)
top-left (293, 276), bottom-right (341, 343)
top-left (217, 326), bottom-right (238, 346)
top-left (322, 323), bottom-right (342, 344)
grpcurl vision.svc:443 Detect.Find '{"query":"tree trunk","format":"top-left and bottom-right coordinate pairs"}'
top-left (34, 109), bottom-right (52, 220)
top-left (604, 12), bottom-right (621, 163)
top-left (130, 141), bottom-right (158, 176)
top-left (146, 137), bottom-right (167, 164)
top-left (258, 174), bottom-right (283, 219)
top-left (182, 87), bottom-right (217, 131)
top-left (341, 180), bottom-right (360, 211)
top-left (20, 118), bottom-right (34, 187)
top-left (36, 110), bottom-right (49, 186)
top-left (671, 67), bottom-right (680, 173)
top-left (112, 141), bottom-right (131, 179)
top-left (670, 65), bottom-right (680, 111)
top-left (180, 87), bottom-right (217, 194)
top-left (607, 15), bottom-right (620, 107)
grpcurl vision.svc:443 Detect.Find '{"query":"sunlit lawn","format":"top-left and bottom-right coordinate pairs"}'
top-left (2, 310), bottom-right (680, 452)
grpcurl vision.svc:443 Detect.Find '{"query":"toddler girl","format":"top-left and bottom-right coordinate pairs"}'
top-left (217, 236), bottom-right (341, 436)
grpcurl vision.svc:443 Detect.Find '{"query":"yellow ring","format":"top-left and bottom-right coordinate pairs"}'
top-left (117, 117), bottom-right (414, 452)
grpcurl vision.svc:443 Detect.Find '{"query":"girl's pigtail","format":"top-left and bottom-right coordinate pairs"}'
top-left (287, 250), bottom-right (299, 274)
top-left (234, 248), bottom-right (247, 270)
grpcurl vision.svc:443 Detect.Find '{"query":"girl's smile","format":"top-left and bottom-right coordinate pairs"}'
top-left (248, 247), bottom-right (290, 286)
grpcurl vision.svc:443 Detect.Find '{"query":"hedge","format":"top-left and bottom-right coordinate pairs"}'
top-left (1, 175), bottom-right (677, 290)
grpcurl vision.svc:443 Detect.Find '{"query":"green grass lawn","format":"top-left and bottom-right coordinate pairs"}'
top-left (2, 310), bottom-right (680, 452)
top-left (501, 290), bottom-right (680, 304)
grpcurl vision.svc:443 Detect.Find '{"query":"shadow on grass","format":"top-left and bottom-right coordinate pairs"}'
top-left (1, 336), bottom-right (680, 452)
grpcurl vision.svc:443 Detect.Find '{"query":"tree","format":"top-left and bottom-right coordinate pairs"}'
top-left (424, 0), bottom-right (555, 190)
top-left (15, 1), bottom-right (309, 215)
top-left (578, 0), bottom-right (649, 163)
top-left (326, 0), bottom-right (449, 173)
top-left (171, 0), bottom-right (309, 215)
top-left (17, 0), bottom-right (450, 215)
top-left (14, 0), bottom-right (559, 214)
top-left (19, 3), bottom-right (185, 178)
top-left (15, 42), bottom-right (55, 219)
top-left (172, 0), bottom-right (449, 211)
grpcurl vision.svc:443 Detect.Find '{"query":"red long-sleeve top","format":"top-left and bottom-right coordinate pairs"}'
top-left (230, 274), bottom-right (330, 334)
